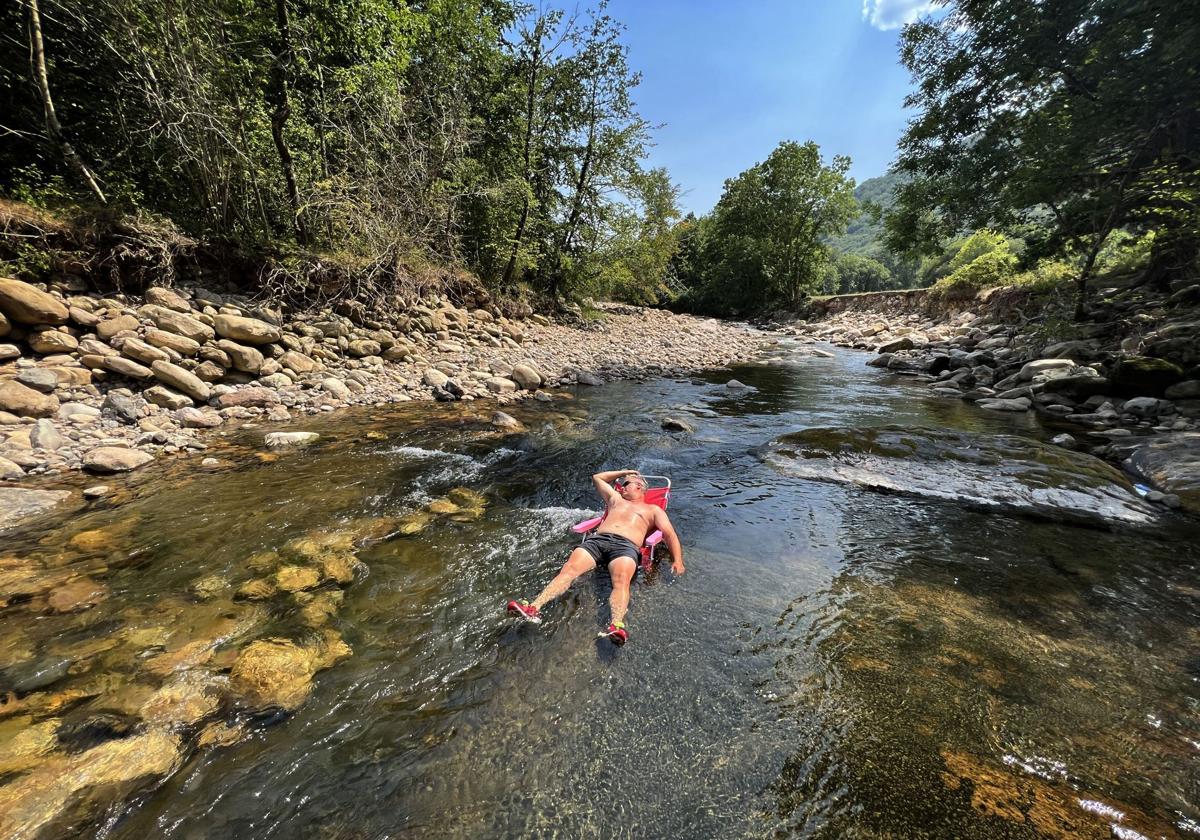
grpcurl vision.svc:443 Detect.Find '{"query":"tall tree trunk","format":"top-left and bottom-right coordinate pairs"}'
top-left (268, 0), bottom-right (309, 245)
top-left (26, 0), bottom-right (107, 204)
top-left (501, 32), bottom-right (544, 289)
top-left (1074, 232), bottom-right (1107, 321)
top-left (549, 89), bottom-right (598, 300)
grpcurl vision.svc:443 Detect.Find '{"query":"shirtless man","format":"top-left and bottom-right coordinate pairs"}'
top-left (506, 469), bottom-right (684, 645)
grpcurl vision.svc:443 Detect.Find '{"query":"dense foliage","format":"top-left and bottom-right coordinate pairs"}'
top-left (886, 0), bottom-right (1200, 314)
top-left (673, 140), bottom-right (858, 314)
top-left (0, 0), bottom-right (678, 306)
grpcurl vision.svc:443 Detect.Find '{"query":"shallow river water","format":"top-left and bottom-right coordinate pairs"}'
top-left (3, 340), bottom-right (1199, 838)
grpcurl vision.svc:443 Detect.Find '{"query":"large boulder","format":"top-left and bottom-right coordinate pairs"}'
top-left (0, 380), bottom-right (58, 418)
top-left (0, 310), bottom-right (9, 337)
top-left (213, 313), bottom-right (281, 345)
top-left (761, 425), bottom-right (1157, 527)
top-left (0, 277), bottom-right (68, 325)
top-left (83, 446), bottom-right (154, 473)
top-left (1110, 356), bottom-right (1185, 397)
top-left (485, 376), bottom-right (517, 394)
top-left (151, 360), bottom-right (211, 402)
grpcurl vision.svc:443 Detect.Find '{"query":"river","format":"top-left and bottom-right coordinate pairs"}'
top-left (2, 338), bottom-right (1198, 838)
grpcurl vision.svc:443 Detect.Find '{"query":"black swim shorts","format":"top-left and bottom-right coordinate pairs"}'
top-left (579, 532), bottom-right (641, 568)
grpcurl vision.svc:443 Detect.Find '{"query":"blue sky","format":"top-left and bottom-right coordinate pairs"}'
top-left (606, 0), bottom-right (937, 214)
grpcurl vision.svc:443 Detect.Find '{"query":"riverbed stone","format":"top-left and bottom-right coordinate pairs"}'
top-left (28, 329), bottom-right (79, 354)
top-left (321, 378), bottom-right (352, 400)
top-left (0, 381), bottom-right (58, 417)
top-left (280, 350), bottom-right (319, 374)
top-left (422, 368), bottom-right (449, 388)
top-left (96, 314), bottom-right (140, 340)
top-left (29, 419), bottom-right (63, 451)
top-left (16, 368), bottom-right (59, 393)
top-left (151, 360), bottom-right (210, 401)
top-left (174, 406), bottom-right (223, 428)
top-left (142, 305), bottom-right (213, 343)
top-left (214, 313), bottom-right (281, 345)
top-left (217, 339), bottom-right (264, 373)
top-left (485, 376), bottom-right (517, 394)
top-left (1123, 433), bottom-right (1200, 514)
top-left (102, 355), bottom-right (154, 380)
top-left (145, 287), bottom-right (191, 312)
top-left (977, 397), bottom-right (1032, 412)
top-left (0, 729), bottom-right (183, 840)
top-left (662, 416), bottom-right (695, 433)
top-left (229, 635), bottom-right (350, 712)
top-left (0, 456), bottom-right (24, 479)
top-left (144, 385), bottom-right (191, 409)
top-left (265, 431), bottom-right (319, 449)
top-left (101, 392), bottom-right (144, 423)
top-left (1111, 356), bottom-right (1184, 397)
top-left (1164, 380), bottom-right (1200, 400)
top-left (145, 328), bottom-right (201, 356)
top-left (46, 576), bottom-right (108, 613)
top-left (0, 343), bottom-right (19, 361)
top-left (216, 386), bottom-right (279, 408)
top-left (511, 363), bottom-right (542, 389)
top-left (0, 277), bottom-right (69, 325)
top-left (120, 336), bottom-right (170, 365)
top-left (83, 446), bottom-right (154, 473)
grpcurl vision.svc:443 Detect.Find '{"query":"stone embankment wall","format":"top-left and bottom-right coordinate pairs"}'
top-left (789, 282), bottom-right (1200, 514)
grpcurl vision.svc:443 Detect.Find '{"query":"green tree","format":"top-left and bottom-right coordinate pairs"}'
top-left (887, 0), bottom-right (1200, 316)
top-left (699, 140), bottom-right (857, 312)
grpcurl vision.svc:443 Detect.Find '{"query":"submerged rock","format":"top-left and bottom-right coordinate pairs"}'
top-left (0, 488), bottom-right (72, 532)
top-left (264, 431), bottom-right (319, 449)
top-left (760, 425), bottom-right (1157, 527)
top-left (229, 633), bottom-right (351, 712)
top-left (0, 728), bottom-right (183, 839)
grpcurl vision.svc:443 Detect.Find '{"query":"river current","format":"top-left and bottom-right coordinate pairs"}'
top-left (3, 339), bottom-right (1198, 838)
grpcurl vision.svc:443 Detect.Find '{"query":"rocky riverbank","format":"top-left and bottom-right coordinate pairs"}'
top-left (780, 281), bottom-right (1200, 514)
top-left (0, 273), bottom-right (761, 523)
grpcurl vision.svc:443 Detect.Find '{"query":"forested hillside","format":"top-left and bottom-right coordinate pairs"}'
top-left (0, 0), bottom-right (678, 308)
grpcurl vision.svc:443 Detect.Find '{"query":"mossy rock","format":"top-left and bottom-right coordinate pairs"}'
top-left (1110, 355), bottom-right (1184, 397)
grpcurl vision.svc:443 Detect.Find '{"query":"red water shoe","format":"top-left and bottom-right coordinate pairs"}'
top-left (506, 600), bottom-right (543, 624)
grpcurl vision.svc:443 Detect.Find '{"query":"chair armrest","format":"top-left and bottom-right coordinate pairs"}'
top-left (572, 516), bottom-right (604, 533)
top-left (645, 530), bottom-right (663, 547)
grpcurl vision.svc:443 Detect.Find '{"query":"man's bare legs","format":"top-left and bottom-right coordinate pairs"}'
top-left (530, 547), bottom-right (596, 611)
top-left (607, 556), bottom-right (636, 626)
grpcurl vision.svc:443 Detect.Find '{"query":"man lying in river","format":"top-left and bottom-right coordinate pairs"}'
top-left (506, 468), bottom-right (685, 645)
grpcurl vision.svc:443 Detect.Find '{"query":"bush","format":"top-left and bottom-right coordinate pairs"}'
top-left (932, 248), bottom-right (1018, 296)
top-left (1010, 259), bottom-right (1075, 292)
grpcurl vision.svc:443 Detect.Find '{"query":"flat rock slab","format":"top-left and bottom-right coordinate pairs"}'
top-left (1123, 433), bottom-right (1200, 514)
top-left (0, 487), bottom-right (72, 532)
top-left (760, 425), bottom-right (1157, 528)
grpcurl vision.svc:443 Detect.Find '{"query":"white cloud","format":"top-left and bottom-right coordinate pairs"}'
top-left (862, 0), bottom-right (939, 30)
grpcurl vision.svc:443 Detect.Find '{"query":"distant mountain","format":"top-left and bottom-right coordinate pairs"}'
top-left (831, 171), bottom-right (906, 257)
top-left (827, 171), bottom-right (920, 288)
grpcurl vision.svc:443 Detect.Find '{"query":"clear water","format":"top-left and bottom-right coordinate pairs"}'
top-left (3, 341), bottom-right (1198, 838)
